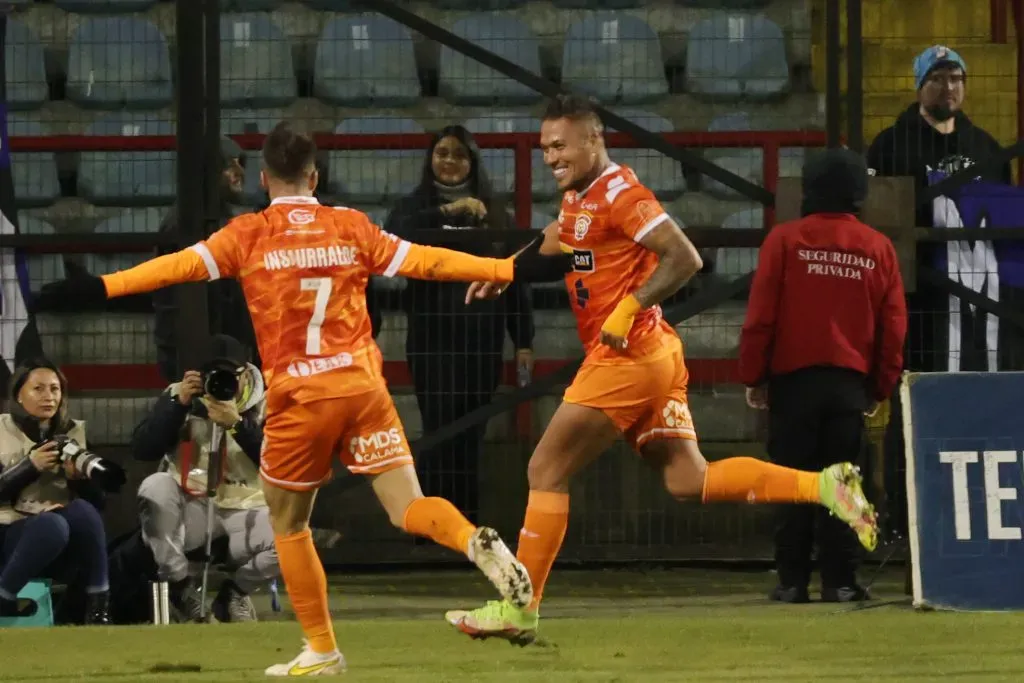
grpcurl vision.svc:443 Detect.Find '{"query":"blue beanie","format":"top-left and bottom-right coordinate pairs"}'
top-left (913, 45), bottom-right (967, 90)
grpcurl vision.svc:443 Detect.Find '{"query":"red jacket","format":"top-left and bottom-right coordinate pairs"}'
top-left (738, 213), bottom-right (907, 402)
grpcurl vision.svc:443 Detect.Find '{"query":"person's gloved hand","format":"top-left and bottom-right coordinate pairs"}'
top-left (510, 238), bottom-right (573, 283)
top-left (33, 261), bottom-right (107, 312)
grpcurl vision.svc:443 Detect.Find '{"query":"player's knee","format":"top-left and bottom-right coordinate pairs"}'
top-left (657, 441), bottom-right (707, 501)
top-left (526, 452), bottom-right (569, 493)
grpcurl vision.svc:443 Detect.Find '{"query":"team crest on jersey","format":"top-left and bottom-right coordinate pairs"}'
top-left (634, 199), bottom-right (659, 225)
top-left (574, 213), bottom-right (592, 242)
top-left (288, 209), bottom-right (316, 225)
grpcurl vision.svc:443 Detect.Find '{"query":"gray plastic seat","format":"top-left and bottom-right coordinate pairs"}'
top-left (66, 17), bottom-right (172, 109)
top-left (86, 208), bottom-right (164, 275)
top-left (78, 114), bottom-right (176, 206)
top-left (7, 116), bottom-right (60, 209)
top-left (314, 15), bottom-right (419, 107)
top-left (714, 208), bottom-right (763, 278)
top-left (19, 217), bottom-right (65, 293)
top-left (5, 20), bottom-right (47, 111)
top-left (606, 109), bottom-right (686, 198)
top-left (686, 14), bottom-right (789, 100)
top-left (327, 117), bottom-right (424, 204)
top-left (561, 13), bottom-right (668, 104)
top-left (222, 110), bottom-right (284, 206)
top-left (440, 15), bottom-right (542, 105)
top-left (702, 112), bottom-right (806, 199)
top-left (220, 13), bottom-right (297, 108)
top-left (55, 0), bottom-right (157, 11)
top-left (464, 113), bottom-right (540, 197)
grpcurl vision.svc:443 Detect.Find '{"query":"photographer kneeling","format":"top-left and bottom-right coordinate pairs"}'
top-left (132, 335), bottom-right (278, 622)
top-left (0, 359), bottom-right (125, 624)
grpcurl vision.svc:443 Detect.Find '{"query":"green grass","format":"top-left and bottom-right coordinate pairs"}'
top-left (3, 569), bottom-right (1024, 681)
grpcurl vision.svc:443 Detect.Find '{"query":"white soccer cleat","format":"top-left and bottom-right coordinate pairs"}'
top-left (264, 642), bottom-right (346, 677)
top-left (467, 526), bottom-right (534, 609)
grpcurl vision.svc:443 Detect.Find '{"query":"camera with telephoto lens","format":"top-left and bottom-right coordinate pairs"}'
top-left (202, 360), bottom-right (241, 402)
top-left (49, 436), bottom-right (127, 493)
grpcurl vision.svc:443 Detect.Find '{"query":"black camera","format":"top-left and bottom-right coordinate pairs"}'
top-left (50, 436), bottom-right (127, 493)
top-left (202, 362), bottom-right (241, 402)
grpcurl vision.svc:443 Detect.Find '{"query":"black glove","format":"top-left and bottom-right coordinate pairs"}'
top-left (511, 237), bottom-right (573, 283)
top-left (34, 261), bottom-right (108, 312)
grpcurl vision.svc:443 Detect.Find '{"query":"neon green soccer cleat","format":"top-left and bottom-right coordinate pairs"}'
top-left (820, 462), bottom-right (879, 551)
top-left (445, 600), bottom-right (539, 647)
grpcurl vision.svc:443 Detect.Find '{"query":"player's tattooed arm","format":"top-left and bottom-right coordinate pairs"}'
top-left (633, 219), bottom-right (703, 308)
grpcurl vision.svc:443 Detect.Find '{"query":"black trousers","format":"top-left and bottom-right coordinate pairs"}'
top-left (407, 338), bottom-right (502, 524)
top-left (767, 366), bottom-right (869, 589)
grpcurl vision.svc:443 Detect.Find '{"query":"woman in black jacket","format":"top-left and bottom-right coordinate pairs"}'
top-left (384, 125), bottom-right (535, 521)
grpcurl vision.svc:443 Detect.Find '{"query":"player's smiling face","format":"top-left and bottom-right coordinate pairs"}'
top-left (541, 117), bottom-right (600, 193)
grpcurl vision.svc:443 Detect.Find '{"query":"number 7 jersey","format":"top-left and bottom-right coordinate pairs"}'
top-left (195, 196), bottom-right (406, 401)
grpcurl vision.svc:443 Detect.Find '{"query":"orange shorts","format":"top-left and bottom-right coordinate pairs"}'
top-left (259, 385), bottom-right (413, 491)
top-left (562, 336), bottom-right (697, 450)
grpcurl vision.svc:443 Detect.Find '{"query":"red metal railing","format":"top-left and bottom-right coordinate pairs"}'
top-left (11, 129), bottom-right (826, 392)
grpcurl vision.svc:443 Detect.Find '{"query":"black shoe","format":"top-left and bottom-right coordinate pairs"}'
top-left (211, 579), bottom-right (257, 623)
top-left (769, 585), bottom-right (810, 603)
top-left (821, 584), bottom-right (871, 603)
top-left (0, 596), bottom-right (38, 618)
top-left (84, 591), bottom-right (112, 625)
top-left (169, 577), bottom-right (206, 623)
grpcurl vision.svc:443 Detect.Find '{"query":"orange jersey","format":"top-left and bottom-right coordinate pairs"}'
top-left (101, 195), bottom-right (514, 402)
top-left (557, 163), bottom-right (675, 359)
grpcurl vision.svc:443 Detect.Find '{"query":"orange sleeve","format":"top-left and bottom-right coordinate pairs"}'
top-left (355, 211), bottom-right (513, 283)
top-left (609, 184), bottom-right (670, 243)
top-left (101, 249), bottom-right (210, 298)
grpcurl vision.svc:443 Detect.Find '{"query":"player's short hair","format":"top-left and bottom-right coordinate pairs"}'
top-left (262, 122), bottom-right (317, 184)
top-left (542, 93), bottom-right (603, 131)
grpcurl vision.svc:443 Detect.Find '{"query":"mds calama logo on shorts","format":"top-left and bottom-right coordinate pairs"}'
top-left (662, 400), bottom-right (693, 431)
top-left (349, 429), bottom-right (405, 464)
top-left (574, 213), bottom-right (592, 242)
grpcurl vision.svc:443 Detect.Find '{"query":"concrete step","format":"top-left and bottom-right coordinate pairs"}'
top-left (73, 386), bottom-right (761, 447)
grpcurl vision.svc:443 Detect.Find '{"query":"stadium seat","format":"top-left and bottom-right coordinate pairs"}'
top-left (561, 13), bottom-right (668, 104)
top-left (531, 208), bottom-right (554, 230)
top-left (5, 20), bottom-right (48, 111)
top-left (87, 208), bottom-right (164, 275)
top-left (7, 116), bottom-right (60, 209)
top-left (77, 114), bottom-right (176, 206)
top-left (327, 117), bottom-right (424, 204)
top-left (314, 15), bottom-right (420, 107)
top-left (606, 109), bottom-right (686, 199)
top-left (686, 14), bottom-right (789, 100)
top-left (439, 15), bottom-right (542, 106)
top-left (1, 0), bottom-right (34, 10)
top-left (702, 112), bottom-right (805, 200)
top-left (66, 17), bottom-right (173, 109)
top-left (552, 0), bottom-right (639, 7)
top-left (220, 14), bottom-right (297, 108)
top-left (18, 219), bottom-right (65, 295)
top-left (714, 208), bottom-right (762, 278)
top-left (464, 113), bottom-right (538, 197)
top-left (684, 0), bottom-right (770, 7)
top-left (54, 0), bottom-right (157, 11)
top-left (222, 110), bottom-right (282, 206)
top-left (433, 0), bottom-right (524, 7)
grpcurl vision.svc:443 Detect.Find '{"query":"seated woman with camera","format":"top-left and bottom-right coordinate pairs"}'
top-left (0, 358), bottom-right (125, 624)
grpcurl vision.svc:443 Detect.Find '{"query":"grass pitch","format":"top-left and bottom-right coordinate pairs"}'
top-left (3, 568), bottom-right (1023, 682)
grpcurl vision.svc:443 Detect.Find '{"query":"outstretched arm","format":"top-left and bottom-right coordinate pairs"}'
top-left (102, 247), bottom-right (213, 297)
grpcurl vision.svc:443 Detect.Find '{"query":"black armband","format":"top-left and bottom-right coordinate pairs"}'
top-left (0, 458), bottom-right (41, 501)
top-left (513, 236), bottom-right (573, 283)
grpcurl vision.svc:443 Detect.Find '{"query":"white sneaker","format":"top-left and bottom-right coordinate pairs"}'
top-left (467, 527), bottom-right (533, 609)
top-left (264, 642), bottom-right (346, 677)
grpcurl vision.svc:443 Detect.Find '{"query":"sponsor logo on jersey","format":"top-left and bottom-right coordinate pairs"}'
top-left (581, 201), bottom-right (600, 211)
top-left (662, 399), bottom-right (693, 431)
top-left (264, 245), bottom-right (359, 270)
top-left (285, 352), bottom-right (354, 379)
top-left (349, 428), bottom-right (406, 463)
top-left (288, 208), bottom-right (317, 225)
top-left (572, 249), bottom-right (594, 272)
top-left (574, 213), bottom-right (592, 242)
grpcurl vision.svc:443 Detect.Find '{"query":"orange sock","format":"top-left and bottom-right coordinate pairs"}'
top-left (701, 457), bottom-right (820, 504)
top-left (516, 490), bottom-right (569, 611)
top-left (275, 528), bottom-right (336, 655)
top-left (401, 497), bottom-right (477, 556)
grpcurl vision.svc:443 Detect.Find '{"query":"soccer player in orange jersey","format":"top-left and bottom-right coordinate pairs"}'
top-left (445, 94), bottom-right (880, 643)
top-left (35, 123), bottom-right (544, 676)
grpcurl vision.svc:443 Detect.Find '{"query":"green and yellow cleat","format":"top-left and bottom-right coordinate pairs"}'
top-left (445, 600), bottom-right (539, 647)
top-left (820, 462), bottom-right (879, 552)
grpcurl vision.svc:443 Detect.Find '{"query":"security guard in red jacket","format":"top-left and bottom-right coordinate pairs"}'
top-left (739, 148), bottom-right (908, 603)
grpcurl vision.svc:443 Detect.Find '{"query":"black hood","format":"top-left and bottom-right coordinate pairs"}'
top-left (801, 148), bottom-right (869, 217)
top-left (892, 102), bottom-right (976, 134)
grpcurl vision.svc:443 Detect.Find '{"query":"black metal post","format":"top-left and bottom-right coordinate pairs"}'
top-left (846, 0), bottom-right (864, 152)
top-left (825, 0), bottom-right (842, 148)
top-left (175, 0), bottom-right (211, 373)
top-left (204, 0), bottom-right (222, 236)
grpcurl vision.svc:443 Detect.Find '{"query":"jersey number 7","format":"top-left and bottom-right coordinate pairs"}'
top-left (300, 277), bottom-right (333, 355)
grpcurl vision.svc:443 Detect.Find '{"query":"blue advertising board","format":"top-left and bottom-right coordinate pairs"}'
top-left (902, 371), bottom-right (1024, 610)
